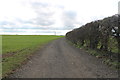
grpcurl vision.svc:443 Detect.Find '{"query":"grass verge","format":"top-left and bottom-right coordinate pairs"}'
top-left (66, 39), bottom-right (120, 70)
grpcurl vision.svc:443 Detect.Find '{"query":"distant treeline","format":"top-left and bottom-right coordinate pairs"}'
top-left (66, 14), bottom-right (120, 60)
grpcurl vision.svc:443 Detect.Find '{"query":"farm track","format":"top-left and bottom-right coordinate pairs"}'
top-left (9, 38), bottom-right (118, 78)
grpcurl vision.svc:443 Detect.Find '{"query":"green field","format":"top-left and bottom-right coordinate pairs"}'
top-left (2, 35), bottom-right (63, 77)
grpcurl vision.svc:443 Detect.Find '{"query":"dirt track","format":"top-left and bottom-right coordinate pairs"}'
top-left (9, 38), bottom-right (118, 78)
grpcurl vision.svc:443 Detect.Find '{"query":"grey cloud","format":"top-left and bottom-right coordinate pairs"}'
top-left (34, 16), bottom-right (54, 26)
top-left (16, 18), bottom-right (54, 27)
top-left (118, 1), bottom-right (120, 14)
top-left (64, 11), bottom-right (77, 19)
top-left (31, 2), bottom-right (55, 26)
top-left (32, 2), bottom-right (49, 8)
top-left (23, 2), bottom-right (77, 30)
top-left (62, 11), bottom-right (77, 29)
top-left (1, 2), bottom-right (78, 31)
top-left (0, 21), bottom-right (15, 26)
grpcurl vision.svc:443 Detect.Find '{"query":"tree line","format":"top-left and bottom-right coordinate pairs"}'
top-left (66, 14), bottom-right (120, 61)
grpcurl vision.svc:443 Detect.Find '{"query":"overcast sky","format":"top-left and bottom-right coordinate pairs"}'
top-left (0, 0), bottom-right (119, 35)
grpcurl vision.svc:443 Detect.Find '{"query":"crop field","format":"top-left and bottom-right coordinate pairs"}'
top-left (2, 35), bottom-right (63, 77)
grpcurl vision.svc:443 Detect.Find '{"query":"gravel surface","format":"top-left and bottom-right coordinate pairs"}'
top-left (9, 38), bottom-right (118, 78)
